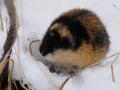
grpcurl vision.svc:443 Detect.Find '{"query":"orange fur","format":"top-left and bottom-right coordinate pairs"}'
top-left (50, 23), bottom-right (73, 38)
top-left (52, 43), bottom-right (108, 69)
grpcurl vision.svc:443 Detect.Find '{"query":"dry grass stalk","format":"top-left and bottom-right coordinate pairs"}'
top-left (106, 52), bottom-right (120, 59)
top-left (0, 58), bottom-right (9, 74)
top-left (12, 80), bottom-right (31, 90)
top-left (110, 54), bottom-right (120, 82)
top-left (19, 82), bottom-right (29, 90)
top-left (29, 40), bottom-right (40, 56)
top-left (15, 8), bottom-right (19, 30)
top-left (58, 73), bottom-right (74, 90)
top-left (0, 57), bottom-right (14, 90)
top-left (0, 8), bottom-right (4, 31)
top-left (7, 59), bottom-right (14, 90)
top-left (12, 80), bottom-right (19, 90)
top-left (111, 65), bottom-right (115, 82)
top-left (5, 17), bottom-right (9, 33)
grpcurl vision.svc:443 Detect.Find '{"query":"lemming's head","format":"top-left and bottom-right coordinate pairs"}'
top-left (40, 16), bottom-right (90, 56)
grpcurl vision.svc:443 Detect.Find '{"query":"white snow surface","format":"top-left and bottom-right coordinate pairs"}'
top-left (0, 0), bottom-right (120, 90)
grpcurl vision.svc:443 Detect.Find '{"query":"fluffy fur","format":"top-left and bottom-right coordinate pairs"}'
top-left (40, 8), bottom-right (110, 74)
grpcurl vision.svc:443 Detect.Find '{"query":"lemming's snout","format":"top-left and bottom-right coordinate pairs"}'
top-left (39, 44), bottom-right (47, 56)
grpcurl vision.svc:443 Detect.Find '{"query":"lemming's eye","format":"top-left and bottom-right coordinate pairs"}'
top-left (49, 31), bottom-right (56, 37)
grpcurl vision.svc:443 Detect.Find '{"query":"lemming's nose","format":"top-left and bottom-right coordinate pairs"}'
top-left (40, 46), bottom-right (47, 56)
top-left (40, 50), bottom-right (46, 56)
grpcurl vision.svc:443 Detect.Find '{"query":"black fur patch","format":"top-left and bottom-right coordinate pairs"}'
top-left (54, 37), bottom-right (73, 49)
top-left (51, 16), bottom-right (90, 50)
top-left (94, 30), bottom-right (109, 48)
top-left (40, 30), bottom-right (61, 56)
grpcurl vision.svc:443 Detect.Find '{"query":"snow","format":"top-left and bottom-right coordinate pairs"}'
top-left (0, 0), bottom-right (120, 90)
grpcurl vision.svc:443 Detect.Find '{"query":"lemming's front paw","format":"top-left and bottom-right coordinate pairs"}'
top-left (49, 64), bottom-right (79, 75)
top-left (49, 64), bottom-right (56, 73)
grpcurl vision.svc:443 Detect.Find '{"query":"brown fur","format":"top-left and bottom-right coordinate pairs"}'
top-left (50, 23), bottom-right (73, 38)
